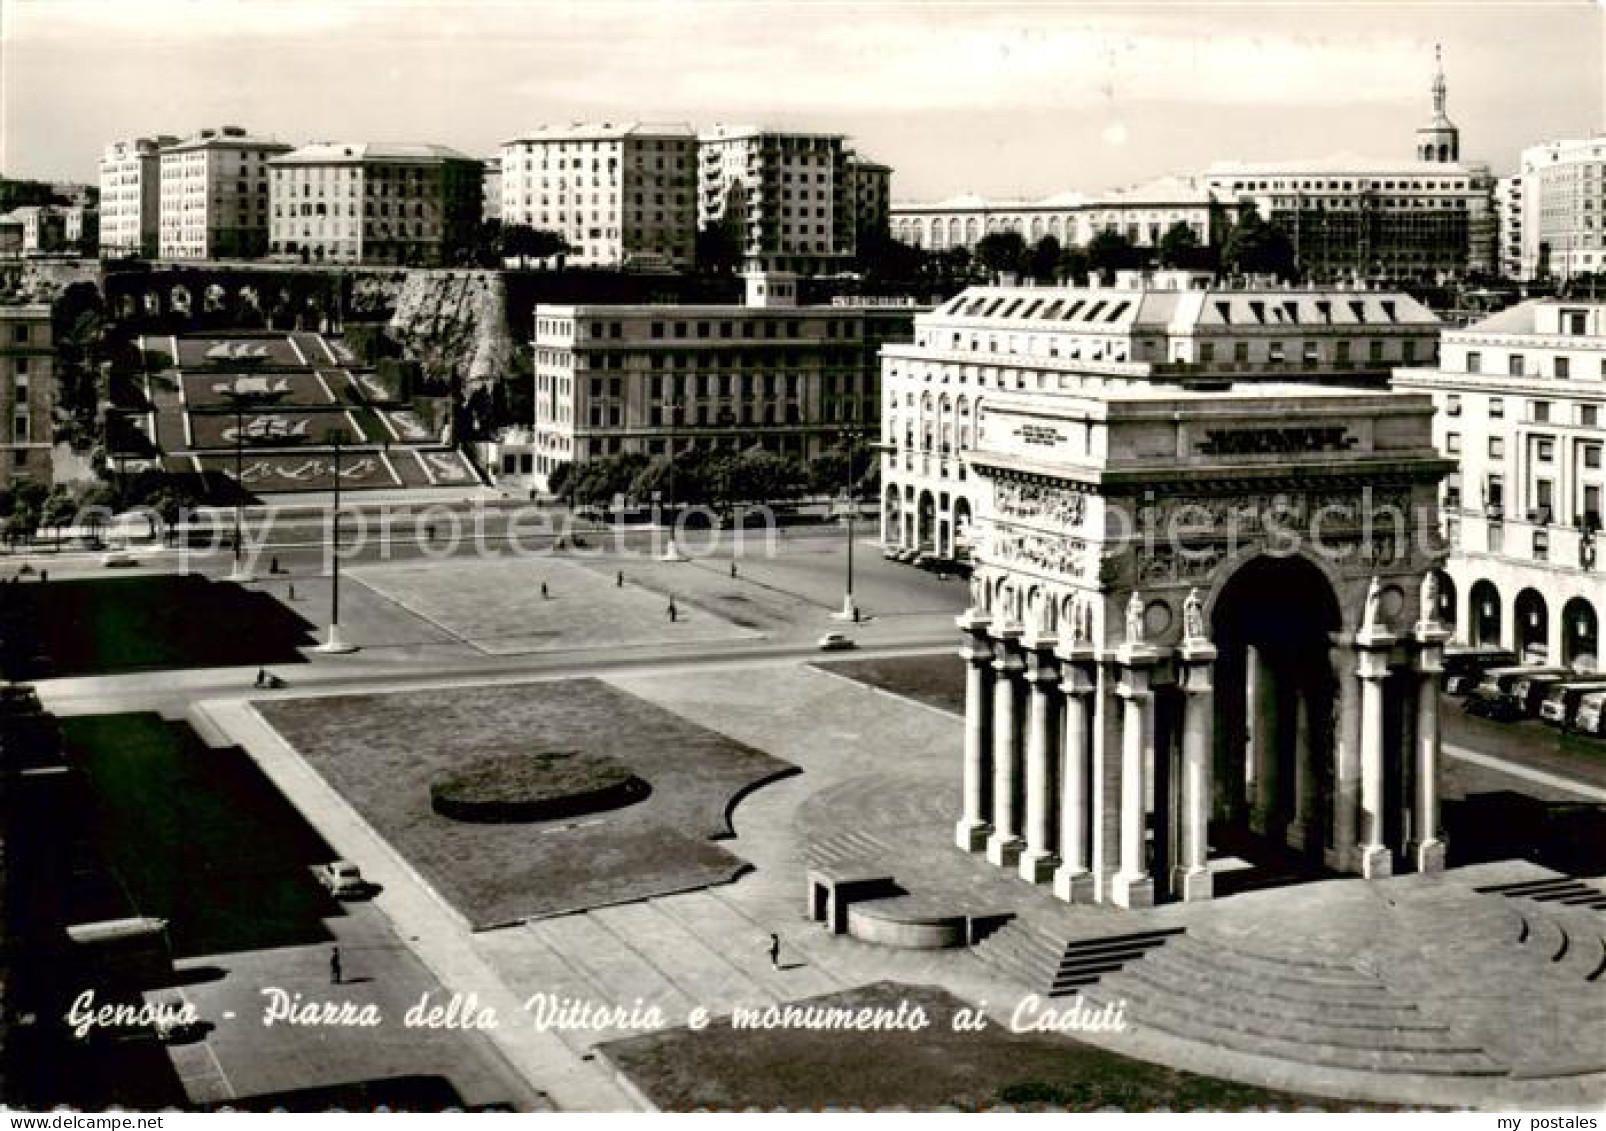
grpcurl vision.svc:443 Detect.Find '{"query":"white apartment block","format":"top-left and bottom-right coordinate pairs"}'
top-left (268, 143), bottom-right (483, 266)
top-left (498, 122), bottom-right (696, 269)
top-left (1495, 175), bottom-right (1524, 282)
top-left (880, 282), bottom-right (1439, 559)
top-left (99, 135), bottom-right (176, 258)
top-left (1516, 136), bottom-right (1606, 281)
top-left (1393, 300), bottom-right (1604, 667)
top-left (528, 272), bottom-right (919, 490)
top-left (158, 126), bottom-right (291, 260)
top-left (892, 176), bottom-right (1212, 253)
top-left (698, 126), bottom-right (854, 274)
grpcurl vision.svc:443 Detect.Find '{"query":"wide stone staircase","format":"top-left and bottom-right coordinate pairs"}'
top-left (801, 830), bottom-right (899, 871)
top-left (972, 923), bottom-right (1183, 997)
top-left (1078, 932), bottom-right (1508, 1076)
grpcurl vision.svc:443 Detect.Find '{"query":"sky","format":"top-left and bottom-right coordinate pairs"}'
top-left (1, 0), bottom-right (1601, 201)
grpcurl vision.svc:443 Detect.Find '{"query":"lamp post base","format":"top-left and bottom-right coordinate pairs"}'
top-left (659, 538), bottom-right (689, 563)
top-left (227, 567), bottom-right (256, 584)
top-left (314, 625), bottom-right (359, 654)
top-left (830, 594), bottom-right (861, 622)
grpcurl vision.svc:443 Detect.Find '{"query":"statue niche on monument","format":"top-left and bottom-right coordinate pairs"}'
top-left (1183, 587), bottom-right (1208, 645)
top-left (1125, 591), bottom-right (1145, 646)
top-left (1419, 571), bottom-right (1440, 629)
top-left (1361, 575), bottom-right (1383, 635)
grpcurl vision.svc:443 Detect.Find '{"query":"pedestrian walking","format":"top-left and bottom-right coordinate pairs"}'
top-left (39, 569), bottom-right (46, 584)
top-left (667, 599), bottom-right (678, 623)
top-left (616, 570), bottom-right (624, 588)
top-left (730, 561), bottom-right (738, 579)
top-left (541, 581), bottom-right (549, 599)
top-left (270, 555), bottom-right (280, 574)
top-left (287, 583), bottom-right (296, 601)
top-left (767, 933), bottom-right (781, 970)
top-left (329, 946), bottom-right (342, 985)
top-left (254, 668), bottom-right (266, 689)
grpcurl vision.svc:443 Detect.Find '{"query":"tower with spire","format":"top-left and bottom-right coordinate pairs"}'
top-left (1416, 44), bottom-right (1460, 163)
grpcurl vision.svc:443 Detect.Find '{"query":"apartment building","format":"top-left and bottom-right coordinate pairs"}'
top-left (158, 126), bottom-right (291, 259)
top-left (268, 143), bottom-right (483, 266)
top-left (99, 135), bottom-right (176, 258)
top-left (498, 123), bottom-right (696, 269)
top-left (0, 304), bottom-right (54, 488)
top-left (1393, 300), bottom-right (1604, 666)
top-left (1515, 136), bottom-right (1606, 281)
top-left (698, 126), bottom-right (854, 274)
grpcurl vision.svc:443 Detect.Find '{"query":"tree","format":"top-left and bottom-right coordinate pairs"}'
top-left (974, 231), bottom-right (1028, 280)
top-left (1221, 204), bottom-right (1298, 281)
top-left (1086, 230), bottom-right (1139, 280)
top-left (695, 222), bottom-right (743, 275)
top-left (854, 230), bottom-right (926, 285)
top-left (1027, 235), bottom-right (1062, 284)
top-left (40, 487), bottom-right (78, 549)
top-left (1057, 244), bottom-right (1091, 285)
top-left (501, 224), bottom-right (570, 268)
top-left (546, 460), bottom-right (574, 500)
top-left (1157, 221), bottom-right (1205, 270)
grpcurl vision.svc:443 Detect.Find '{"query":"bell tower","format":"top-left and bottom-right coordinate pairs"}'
top-left (1415, 44), bottom-right (1460, 163)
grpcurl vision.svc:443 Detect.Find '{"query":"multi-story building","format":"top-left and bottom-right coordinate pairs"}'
top-left (698, 126), bottom-right (854, 274)
top-left (881, 281), bottom-right (1439, 558)
top-left (1515, 136), bottom-right (1606, 281)
top-left (482, 156), bottom-right (502, 223)
top-left (0, 207), bottom-right (67, 257)
top-left (99, 135), bottom-right (176, 258)
top-left (528, 272), bottom-right (920, 489)
top-left (158, 126), bottom-right (291, 259)
top-left (267, 142), bottom-right (483, 266)
top-left (1393, 300), bottom-right (1603, 666)
top-left (498, 123), bottom-right (697, 269)
top-left (848, 153), bottom-right (892, 244)
top-left (62, 207), bottom-right (97, 255)
top-left (0, 304), bottom-right (54, 488)
top-left (892, 176), bottom-right (1215, 254)
top-left (1495, 175), bottom-right (1524, 282)
top-left (1205, 158), bottom-right (1488, 284)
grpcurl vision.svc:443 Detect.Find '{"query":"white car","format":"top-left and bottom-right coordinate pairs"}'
top-left (101, 549), bottom-right (137, 568)
top-left (817, 631), bottom-right (857, 652)
top-left (315, 860), bottom-right (366, 898)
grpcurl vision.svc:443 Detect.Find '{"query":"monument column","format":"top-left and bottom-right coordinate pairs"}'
top-left (1355, 625), bottom-right (1396, 879)
top-left (955, 608), bottom-right (995, 852)
top-left (1019, 631), bottom-right (1061, 883)
top-left (1411, 617), bottom-right (1451, 873)
top-left (1174, 634), bottom-right (1217, 902)
top-left (986, 625), bottom-right (1026, 867)
top-left (1326, 634), bottom-right (1362, 874)
top-left (1285, 686), bottom-right (1316, 854)
top-left (1111, 633), bottom-right (1161, 910)
top-left (1248, 644), bottom-right (1281, 836)
top-left (1052, 642), bottom-right (1096, 903)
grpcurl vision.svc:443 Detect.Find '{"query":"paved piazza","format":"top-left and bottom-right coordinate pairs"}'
top-left (205, 659), bottom-right (1606, 1109)
top-left (348, 556), bottom-right (761, 654)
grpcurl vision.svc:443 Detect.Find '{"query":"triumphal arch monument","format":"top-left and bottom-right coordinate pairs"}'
top-left (954, 381), bottom-right (1456, 908)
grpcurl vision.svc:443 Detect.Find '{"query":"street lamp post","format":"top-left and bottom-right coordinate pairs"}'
top-left (660, 400), bottom-right (687, 562)
top-left (315, 427), bottom-right (358, 654)
top-left (831, 429), bottom-right (861, 623)
top-left (228, 396), bottom-right (254, 582)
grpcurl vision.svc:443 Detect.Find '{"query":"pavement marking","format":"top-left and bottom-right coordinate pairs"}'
top-left (1444, 742), bottom-right (1606, 802)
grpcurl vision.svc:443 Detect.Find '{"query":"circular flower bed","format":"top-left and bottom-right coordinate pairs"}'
top-left (429, 751), bottom-right (648, 823)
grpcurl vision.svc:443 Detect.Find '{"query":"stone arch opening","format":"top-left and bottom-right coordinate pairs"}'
top-left (1563, 596), bottom-right (1598, 671)
top-left (1431, 569), bottom-right (1457, 633)
top-left (952, 496), bottom-right (973, 561)
top-left (882, 484), bottom-right (902, 547)
top-left (916, 490), bottom-right (937, 551)
top-left (1515, 587), bottom-right (1549, 662)
top-left (1209, 555), bottom-right (1344, 866)
top-left (1469, 579), bottom-right (1502, 647)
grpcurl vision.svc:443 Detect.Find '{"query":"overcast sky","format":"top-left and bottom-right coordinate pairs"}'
top-left (2, 0), bottom-right (1600, 200)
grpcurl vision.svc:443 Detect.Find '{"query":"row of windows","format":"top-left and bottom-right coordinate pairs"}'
top-left (1464, 351), bottom-right (1606, 379)
top-left (1445, 395), bottom-right (1600, 426)
top-left (1448, 434), bottom-right (1603, 466)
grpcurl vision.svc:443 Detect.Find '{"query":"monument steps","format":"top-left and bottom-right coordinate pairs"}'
top-left (587, 899), bottom-right (778, 1018)
top-left (1513, 899), bottom-right (1606, 982)
top-left (1165, 934), bottom-right (1386, 990)
top-left (1139, 944), bottom-right (1397, 1005)
top-left (972, 924), bottom-right (1182, 997)
top-left (1476, 875), bottom-right (1606, 910)
top-left (1079, 984), bottom-right (1507, 1076)
top-left (652, 888), bottom-right (844, 1001)
top-left (801, 829), bottom-right (898, 870)
top-left (523, 910), bottom-right (696, 1046)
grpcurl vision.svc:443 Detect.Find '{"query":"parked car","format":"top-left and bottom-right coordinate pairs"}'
top-left (816, 631), bottom-right (856, 652)
top-left (1574, 690), bottom-right (1606, 736)
top-left (101, 548), bottom-right (137, 568)
top-left (1442, 646), bottom-right (1517, 695)
top-left (315, 860), bottom-right (366, 898)
top-left (1466, 665), bottom-right (1575, 718)
top-left (1509, 672), bottom-right (1574, 718)
top-left (1539, 680), bottom-right (1606, 728)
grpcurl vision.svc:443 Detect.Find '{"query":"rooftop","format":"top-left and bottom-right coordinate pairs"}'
top-left (165, 126), bottom-right (292, 153)
top-left (1206, 154), bottom-right (1476, 178)
top-left (500, 121), bottom-right (696, 146)
top-left (270, 142), bottom-right (480, 166)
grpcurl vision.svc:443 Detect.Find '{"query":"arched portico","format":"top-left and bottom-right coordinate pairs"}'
top-left (1469, 579), bottom-right (1502, 647)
